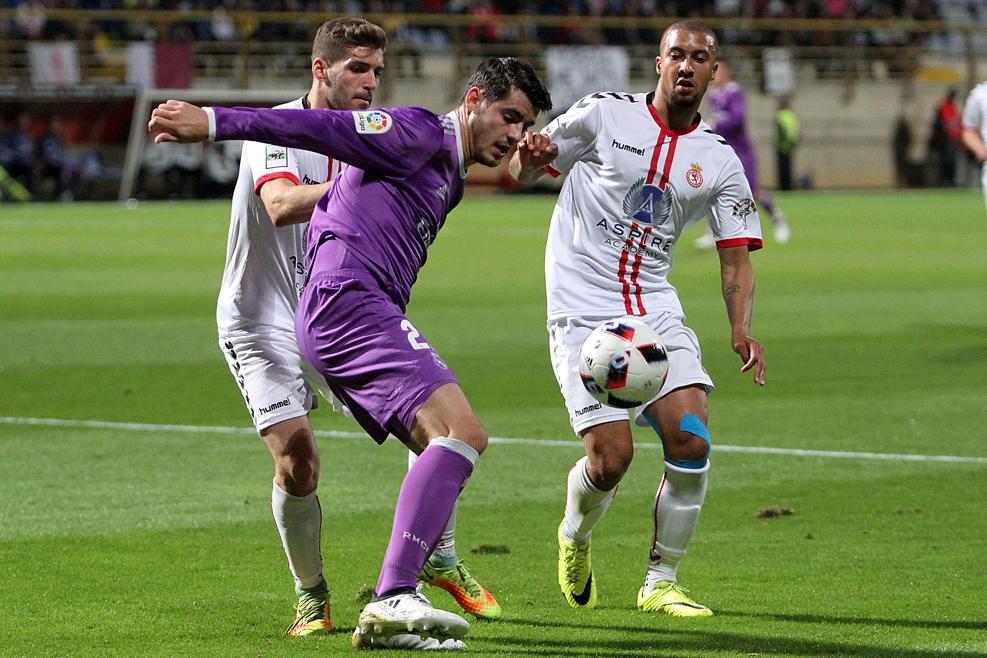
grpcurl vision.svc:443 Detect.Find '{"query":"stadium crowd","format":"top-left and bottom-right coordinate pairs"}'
top-left (5, 0), bottom-right (947, 47)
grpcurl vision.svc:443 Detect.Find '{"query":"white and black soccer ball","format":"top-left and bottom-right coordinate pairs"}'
top-left (578, 318), bottom-right (669, 409)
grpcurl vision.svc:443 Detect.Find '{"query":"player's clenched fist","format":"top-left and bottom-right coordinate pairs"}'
top-left (147, 100), bottom-right (209, 144)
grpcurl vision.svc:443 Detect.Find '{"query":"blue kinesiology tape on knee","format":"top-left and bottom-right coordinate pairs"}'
top-left (668, 413), bottom-right (711, 470)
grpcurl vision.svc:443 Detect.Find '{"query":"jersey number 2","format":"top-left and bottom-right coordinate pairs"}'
top-left (400, 320), bottom-right (430, 351)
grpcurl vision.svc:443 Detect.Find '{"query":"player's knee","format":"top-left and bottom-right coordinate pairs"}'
top-left (270, 428), bottom-right (320, 495)
top-left (453, 421), bottom-right (488, 455)
top-left (586, 443), bottom-right (633, 490)
top-left (662, 413), bottom-right (711, 470)
top-left (276, 452), bottom-right (320, 496)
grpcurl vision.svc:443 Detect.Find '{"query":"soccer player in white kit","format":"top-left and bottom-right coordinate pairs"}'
top-left (216, 18), bottom-right (498, 641)
top-left (961, 80), bottom-right (987, 212)
top-left (510, 20), bottom-right (766, 617)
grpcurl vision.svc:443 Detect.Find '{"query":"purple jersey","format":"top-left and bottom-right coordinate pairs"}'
top-left (212, 105), bottom-right (466, 309)
top-left (706, 81), bottom-right (758, 190)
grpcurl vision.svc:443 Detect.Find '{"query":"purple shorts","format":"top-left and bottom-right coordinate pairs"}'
top-left (295, 243), bottom-right (457, 444)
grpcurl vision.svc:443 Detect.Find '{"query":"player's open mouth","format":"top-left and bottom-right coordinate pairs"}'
top-left (495, 144), bottom-right (509, 156)
top-left (676, 79), bottom-right (694, 89)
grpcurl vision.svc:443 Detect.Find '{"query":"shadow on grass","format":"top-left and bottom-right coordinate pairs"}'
top-left (490, 619), bottom-right (987, 658)
top-left (715, 609), bottom-right (987, 631)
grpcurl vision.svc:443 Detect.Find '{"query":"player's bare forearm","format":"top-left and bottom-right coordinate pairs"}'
top-left (718, 245), bottom-right (765, 385)
top-left (509, 133), bottom-right (557, 184)
top-left (260, 178), bottom-right (332, 227)
top-left (961, 128), bottom-right (987, 163)
top-left (148, 100), bottom-right (209, 144)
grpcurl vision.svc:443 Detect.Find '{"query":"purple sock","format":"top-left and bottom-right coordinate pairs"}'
top-left (375, 440), bottom-right (475, 597)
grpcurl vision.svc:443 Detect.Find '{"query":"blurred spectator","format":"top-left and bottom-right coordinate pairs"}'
top-left (36, 117), bottom-right (81, 201)
top-left (928, 87), bottom-right (963, 187)
top-left (0, 113), bottom-right (37, 192)
top-left (13, 0), bottom-right (47, 40)
top-left (465, 0), bottom-right (502, 44)
top-left (775, 96), bottom-right (800, 191)
top-left (211, 2), bottom-right (237, 41)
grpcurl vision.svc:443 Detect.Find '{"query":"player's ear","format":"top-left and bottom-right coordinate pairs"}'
top-left (464, 87), bottom-right (483, 114)
top-left (655, 55), bottom-right (661, 75)
top-left (312, 57), bottom-right (328, 85)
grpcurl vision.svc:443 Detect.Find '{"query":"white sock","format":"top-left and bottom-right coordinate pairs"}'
top-left (271, 480), bottom-right (324, 590)
top-left (561, 456), bottom-right (617, 544)
top-left (645, 462), bottom-right (709, 591)
top-left (409, 450), bottom-right (458, 569)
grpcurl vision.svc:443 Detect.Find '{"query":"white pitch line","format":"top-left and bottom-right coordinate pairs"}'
top-left (2, 416), bottom-right (986, 465)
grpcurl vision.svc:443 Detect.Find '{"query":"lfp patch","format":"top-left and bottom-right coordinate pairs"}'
top-left (354, 110), bottom-right (392, 134)
top-left (265, 145), bottom-right (287, 169)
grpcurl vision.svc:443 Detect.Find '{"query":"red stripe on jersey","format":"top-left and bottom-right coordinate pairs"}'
top-left (659, 135), bottom-right (678, 189)
top-left (617, 228), bottom-right (635, 316)
top-left (630, 225), bottom-right (652, 314)
top-left (327, 156), bottom-right (333, 181)
top-left (544, 164), bottom-right (561, 178)
top-left (254, 171), bottom-right (299, 196)
top-left (624, 130), bottom-right (675, 315)
top-left (645, 128), bottom-right (665, 185)
top-left (620, 129), bottom-right (669, 316)
top-left (716, 237), bottom-right (764, 251)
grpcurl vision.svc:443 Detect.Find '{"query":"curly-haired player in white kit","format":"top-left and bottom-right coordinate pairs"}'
top-left (510, 20), bottom-right (766, 617)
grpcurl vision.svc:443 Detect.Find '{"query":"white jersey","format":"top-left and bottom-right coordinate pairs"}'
top-left (542, 91), bottom-right (762, 321)
top-left (962, 81), bottom-right (987, 145)
top-left (217, 97), bottom-right (346, 334)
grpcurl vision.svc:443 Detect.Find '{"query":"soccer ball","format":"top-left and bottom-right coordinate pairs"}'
top-left (578, 318), bottom-right (669, 409)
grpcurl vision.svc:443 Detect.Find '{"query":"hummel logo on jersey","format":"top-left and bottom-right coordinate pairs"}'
top-left (265, 146), bottom-right (287, 169)
top-left (574, 402), bottom-right (602, 417)
top-left (402, 531), bottom-right (430, 552)
top-left (435, 184), bottom-right (448, 201)
top-left (612, 139), bottom-right (645, 156)
top-left (259, 398), bottom-right (290, 415)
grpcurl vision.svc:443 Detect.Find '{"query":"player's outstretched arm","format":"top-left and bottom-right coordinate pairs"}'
top-left (508, 132), bottom-right (558, 184)
top-left (148, 100), bottom-right (209, 144)
top-left (718, 245), bottom-right (765, 385)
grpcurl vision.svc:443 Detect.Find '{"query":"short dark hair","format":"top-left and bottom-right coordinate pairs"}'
top-left (462, 57), bottom-right (553, 114)
top-left (312, 17), bottom-right (387, 64)
top-left (659, 20), bottom-right (719, 57)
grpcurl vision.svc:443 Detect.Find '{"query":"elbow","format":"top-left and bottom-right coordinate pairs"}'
top-left (268, 205), bottom-right (290, 227)
top-left (265, 195), bottom-right (296, 227)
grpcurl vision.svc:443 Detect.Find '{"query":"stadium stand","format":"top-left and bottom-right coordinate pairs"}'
top-left (0, 3), bottom-right (985, 198)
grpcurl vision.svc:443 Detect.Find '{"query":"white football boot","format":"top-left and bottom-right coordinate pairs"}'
top-left (351, 591), bottom-right (470, 650)
top-left (353, 632), bottom-right (467, 651)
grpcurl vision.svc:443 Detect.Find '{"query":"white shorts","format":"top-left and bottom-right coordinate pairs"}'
top-left (220, 329), bottom-right (338, 433)
top-left (548, 312), bottom-right (714, 435)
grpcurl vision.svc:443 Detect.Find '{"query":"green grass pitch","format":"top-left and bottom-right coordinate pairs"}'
top-left (1, 190), bottom-right (985, 657)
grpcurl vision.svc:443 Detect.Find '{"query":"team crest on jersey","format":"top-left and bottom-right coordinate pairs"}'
top-left (686, 163), bottom-right (703, 188)
top-left (354, 110), bottom-right (392, 134)
top-left (265, 145), bottom-right (287, 169)
top-left (622, 176), bottom-right (673, 227)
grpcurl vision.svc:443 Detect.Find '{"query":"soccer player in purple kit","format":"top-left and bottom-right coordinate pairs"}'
top-left (148, 57), bottom-right (552, 651)
top-left (696, 58), bottom-right (790, 249)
